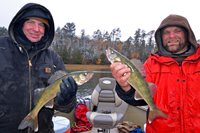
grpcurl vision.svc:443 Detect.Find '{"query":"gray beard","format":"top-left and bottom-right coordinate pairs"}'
top-left (164, 42), bottom-right (188, 54)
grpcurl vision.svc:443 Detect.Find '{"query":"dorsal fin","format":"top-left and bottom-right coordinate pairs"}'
top-left (48, 70), bottom-right (68, 84)
top-left (44, 99), bottom-right (54, 108)
top-left (130, 59), bottom-right (146, 77)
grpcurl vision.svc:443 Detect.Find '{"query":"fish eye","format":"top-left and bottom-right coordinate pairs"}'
top-left (84, 73), bottom-right (87, 76)
top-left (111, 51), bottom-right (114, 54)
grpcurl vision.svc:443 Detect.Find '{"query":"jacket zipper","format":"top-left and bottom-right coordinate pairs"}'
top-left (29, 60), bottom-right (32, 67)
top-left (18, 44), bottom-right (32, 133)
top-left (18, 43), bottom-right (48, 133)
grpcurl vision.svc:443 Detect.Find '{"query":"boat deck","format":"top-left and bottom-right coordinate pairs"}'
top-left (54, 105), bottom-right (147, 133)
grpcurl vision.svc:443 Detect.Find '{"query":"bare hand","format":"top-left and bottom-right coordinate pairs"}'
top-left (110, 62), bottom-right (131, 92)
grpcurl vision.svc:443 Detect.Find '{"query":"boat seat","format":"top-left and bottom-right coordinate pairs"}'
top-left (86, 77), bottom-right (127, 132)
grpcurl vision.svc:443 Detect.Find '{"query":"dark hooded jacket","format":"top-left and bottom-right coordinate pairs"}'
top-left (0, 3), bottom-right (76, 133)
top-left (116, 14), bottom-right (200, 132)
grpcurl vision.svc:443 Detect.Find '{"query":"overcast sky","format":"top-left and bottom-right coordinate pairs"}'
top-left (1, 0), bottom-right (199, 41)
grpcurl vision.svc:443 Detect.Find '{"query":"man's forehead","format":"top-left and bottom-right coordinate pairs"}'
top-left (163, 26), bottom-right (182, 31)
top-left (26, 17), bottom-right (49, 27)
top-left (27, 19), bottom-right (43, 23)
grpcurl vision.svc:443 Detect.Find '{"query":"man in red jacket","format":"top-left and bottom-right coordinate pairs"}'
top-left (111, 14), bottom-right (200, 133)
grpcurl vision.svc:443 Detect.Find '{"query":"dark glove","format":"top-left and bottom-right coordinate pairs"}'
top-left (56, 76), bottom-right (78, 106)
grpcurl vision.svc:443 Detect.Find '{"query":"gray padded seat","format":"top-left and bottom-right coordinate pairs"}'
top-left (86, 77), bottom-right (126, 130)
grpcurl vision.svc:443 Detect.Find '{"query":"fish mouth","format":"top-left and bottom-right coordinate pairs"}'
top-left (106, 47), bottom-right (122, 63)
top-left (106, 49), bottom-right (113, 63)
top-left (86, 73), bottom-right (94, 81)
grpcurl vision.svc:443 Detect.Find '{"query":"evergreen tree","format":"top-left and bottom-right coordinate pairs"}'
top-left (0, 27), bottom-right (8, 37)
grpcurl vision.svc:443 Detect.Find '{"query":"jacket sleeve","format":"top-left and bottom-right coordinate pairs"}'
top-left (51, 50), bottom-right (77, 113)
top-left (115, 82), bottom-right (147, 106)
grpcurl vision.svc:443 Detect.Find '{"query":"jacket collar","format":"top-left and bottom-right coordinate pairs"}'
top-left (150, 45), bottom-right (200, 64)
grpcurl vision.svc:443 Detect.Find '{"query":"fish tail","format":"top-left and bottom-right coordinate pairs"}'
top-left (18, 113), bottom-right (38, 132)
top-left (148, 108), bottom-right (168, 123)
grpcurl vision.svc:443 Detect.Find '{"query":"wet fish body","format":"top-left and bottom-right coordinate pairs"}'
top-left (106, 47), bottom-right (168, 123)
top-left (18, 70), bottom-right (94, 132)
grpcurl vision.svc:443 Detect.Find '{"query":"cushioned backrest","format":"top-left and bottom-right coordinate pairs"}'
top-left (91, 77), bottom-right (122, 113)
top-left (99, 77), bottom-right (116, 90)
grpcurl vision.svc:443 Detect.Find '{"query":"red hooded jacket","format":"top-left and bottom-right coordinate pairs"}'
top-left (144, 14), bottom-right (200, 133)
top-left (145, 45), bottom-right (200, 133)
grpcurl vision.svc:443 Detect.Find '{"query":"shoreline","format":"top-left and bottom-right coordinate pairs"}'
top-left (64, 64), bottom-right (110, 71)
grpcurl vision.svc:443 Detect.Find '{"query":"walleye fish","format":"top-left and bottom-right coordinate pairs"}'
top-left (106, 47), bottom-right (168, 123)
top-left (18, 70), bottom-right (94, 132)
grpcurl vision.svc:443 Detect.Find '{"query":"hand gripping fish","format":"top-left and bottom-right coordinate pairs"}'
top-left (106, 47), bottom-right (168, 123)
top-left (18, 70), bottom-right (94, 132)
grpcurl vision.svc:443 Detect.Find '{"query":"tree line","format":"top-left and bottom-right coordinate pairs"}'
top-left (51, 22), bottom-right (157, 64)
top-left (1, 24), bottom-right (200, 65)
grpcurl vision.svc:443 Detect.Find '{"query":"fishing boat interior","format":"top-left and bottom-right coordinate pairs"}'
top-left (54, 77), bottom-right (147, 133)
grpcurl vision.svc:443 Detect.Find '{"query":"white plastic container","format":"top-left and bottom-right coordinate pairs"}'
top-left (52, 116), bottom-right (70, 133)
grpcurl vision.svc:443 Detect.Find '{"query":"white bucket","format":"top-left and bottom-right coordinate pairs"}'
top-left (52, 116), bottom-right (70, 133)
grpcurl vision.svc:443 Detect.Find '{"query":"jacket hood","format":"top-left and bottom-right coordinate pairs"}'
top-left (155, 14), bottom-right (197, 57)
top-left (8, 3), bottom-right (55, 49)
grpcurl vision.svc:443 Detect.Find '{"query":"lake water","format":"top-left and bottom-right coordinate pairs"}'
top-left (70, 68), bottom-right (113, 99)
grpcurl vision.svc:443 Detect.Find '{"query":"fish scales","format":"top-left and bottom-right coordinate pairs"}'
top-left (106, 47), bottom-right (168, 123)
top-left (18, 70), bottom-right (94, 132)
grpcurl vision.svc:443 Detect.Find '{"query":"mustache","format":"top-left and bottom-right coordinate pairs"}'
top-left (166, 38), bottom-right (180, 43)
top-left (164, 38), bottom-right (181, 46)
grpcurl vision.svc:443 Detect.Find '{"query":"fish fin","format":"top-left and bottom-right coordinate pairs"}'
top-left (44, 99), bottom-right (54, 108)
top-left (148, 108), bottom-right (169, 123)
top-left (130, 59), bottom-right (146, 77)
top-left (147, 82), bottom-right (157, 98)
top-left (34, 88), bottom-right (46, 105)
top-left (18, 113), bottom-right (39, 132)
top-left (48, 70), bottom-right (68, 84)
top-left (134, 82), bottom-right (157, 100)
top-left (134, 91), bottom-right (144, 100)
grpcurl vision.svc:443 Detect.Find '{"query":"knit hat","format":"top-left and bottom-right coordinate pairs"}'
top-left (15, 6), bottom-right (51, 27)
top-left (26, 17), bottom-right (49, 27)
top-left (160, 25), bottom-right (188, 35)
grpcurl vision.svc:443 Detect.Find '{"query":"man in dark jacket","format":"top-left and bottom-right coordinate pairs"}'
top-left (0, 3), bottom-right (77, 133)
top-left (110, 14), bottom-right (200, 132)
